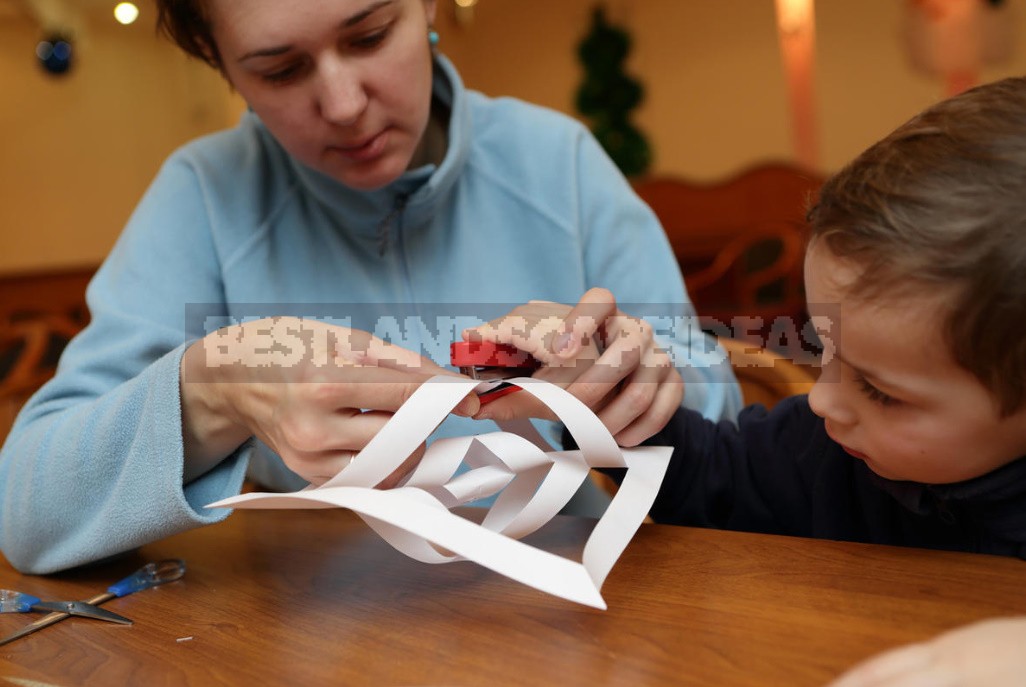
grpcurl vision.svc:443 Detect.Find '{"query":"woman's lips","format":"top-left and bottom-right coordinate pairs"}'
top-left (331, 129), bottom-right (389, 162)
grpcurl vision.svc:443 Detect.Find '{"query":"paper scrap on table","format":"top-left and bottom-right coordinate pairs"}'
top-left (208, 376), bottom-right (670, 609)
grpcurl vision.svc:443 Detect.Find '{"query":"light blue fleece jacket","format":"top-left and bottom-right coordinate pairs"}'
top-left (0, 56), bottom-right (741, 573)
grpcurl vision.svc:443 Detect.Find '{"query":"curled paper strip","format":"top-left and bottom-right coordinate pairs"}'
top-left (208, 376), bottom-right (671, 609)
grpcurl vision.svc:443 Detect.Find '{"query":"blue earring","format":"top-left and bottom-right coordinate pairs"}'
top-left (428, 28), bottom-right (439, 47)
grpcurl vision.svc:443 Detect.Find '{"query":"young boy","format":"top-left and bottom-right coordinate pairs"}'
top-left (506, 78), bottom-right (1026, 680)
top-left (636, 75), bottom-right (1026, 558)
top-left (468, 75), bottom-right (1026, 559)
top-left (473, 77), bottom-right (1026, 679)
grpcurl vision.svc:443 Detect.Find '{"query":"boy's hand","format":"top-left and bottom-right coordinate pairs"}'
top-left (462, 288), bottom-right (682, 446)
top-left (826, 617), bottom-right (1026, 687)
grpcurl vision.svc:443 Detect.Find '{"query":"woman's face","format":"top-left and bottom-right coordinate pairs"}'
top-left (208, 0), bottom-right (437, 190)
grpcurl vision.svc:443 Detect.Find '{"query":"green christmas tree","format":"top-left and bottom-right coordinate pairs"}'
top-left (575, 6), bottom-right (652, 177)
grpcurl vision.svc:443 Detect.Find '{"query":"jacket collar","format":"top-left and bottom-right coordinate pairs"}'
top-left (870, 454), bottom-right (1026, 545)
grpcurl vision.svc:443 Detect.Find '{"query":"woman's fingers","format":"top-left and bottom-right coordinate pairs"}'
top-left (274, 410), bottom-right (426, 487)
top-left (457, 292), bottom-right (685, 446)
top-left (608, 368), bottom-right (683, 446)
top-left (472, 390), bottom-right (558, 423)
top-left (288, 364), bottom-right (479, 418)
top-left (295, 450), bottom-right (360, 486)
top-left (551, 287), bottom-right (617, 359)
top-left (460, 288), bottom-right (615, 364)
top-left (378, 442), bottom-right (428, 489)
top-left (562, 314), bottom-right (647, 408)
top-left (462, 307), bottom-right (567, 364)
top-left (193, 317), bottom-right (485, 487)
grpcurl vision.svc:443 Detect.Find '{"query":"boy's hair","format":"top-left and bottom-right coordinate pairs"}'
top-left (807, 76), bottom-right (1026, 416)
top-left (155, 1), bottom-right (222, 71)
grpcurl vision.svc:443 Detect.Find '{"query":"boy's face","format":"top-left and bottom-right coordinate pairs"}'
top-left (804, 240), bottom-right (1026, 484)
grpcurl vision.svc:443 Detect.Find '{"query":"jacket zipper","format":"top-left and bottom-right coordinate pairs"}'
top-left (377, 192), bottom-right (422, 353)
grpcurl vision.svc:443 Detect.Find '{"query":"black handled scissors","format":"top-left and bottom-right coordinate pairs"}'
top-left (0, 559), bottom-right (186, 646)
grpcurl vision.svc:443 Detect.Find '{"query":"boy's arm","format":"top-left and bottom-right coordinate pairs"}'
top-left (619, 396), bottom-right (826, 534)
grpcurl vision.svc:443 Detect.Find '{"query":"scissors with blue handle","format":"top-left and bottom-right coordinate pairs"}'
top-left (0, 558), bottom-right (186, 647)
top-left (0, 589), bottom-right (132, 624)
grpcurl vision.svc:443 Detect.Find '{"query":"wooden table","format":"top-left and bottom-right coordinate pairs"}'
top-left (2, 509), bottom-right (1024, 686)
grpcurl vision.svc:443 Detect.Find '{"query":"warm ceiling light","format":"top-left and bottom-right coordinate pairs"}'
top-left (113, 2), bottom-right (139, 25)
top-left (455, 0), bottom-right (478, 7)
top-left (775, 0), bottom-right (819, 171)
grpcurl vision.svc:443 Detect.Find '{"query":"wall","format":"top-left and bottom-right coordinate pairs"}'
top-left (441, 1), bottom-right (793, 178)
top-left (2, 0), bottom-right (1026, 274)
top-left (441, 0), bottom-right (1026, 177)
top-left (0, 1), bottom-right (240, 273)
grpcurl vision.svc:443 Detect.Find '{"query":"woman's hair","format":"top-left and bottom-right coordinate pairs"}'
top-left (807, 76), bottom-right (1026, 415)
top-left (155, 0), bottom-right (222, 71)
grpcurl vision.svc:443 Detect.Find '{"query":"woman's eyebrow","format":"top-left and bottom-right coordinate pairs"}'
top-left (239, 45), bottom-right (291, 62)
top-left (342, 0), bottom-right (394, 28)
top-left (238, 0), bottom-right (395, 62)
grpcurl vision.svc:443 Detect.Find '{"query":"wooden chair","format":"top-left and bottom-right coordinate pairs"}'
top-left (0, 314), bottom-right (85, 443)
top-left (0, 267), bottom-right (93, 325)
top-left (717, 336), bottom-right (816, 408)
top-left (0, 267), bottom-right (93, 444)
top-left (633, 162), bottom-right (823, 334)
top-left (684, 221), bottom-right (807, 331)
top-left (633, 162), bottom-right (822, 266)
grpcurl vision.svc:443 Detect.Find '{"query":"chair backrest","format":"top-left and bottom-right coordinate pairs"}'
top-left (717, 336), bottom-right (817, 409)
top-left (1, 314), bottom-right (86, 443)
top-left (633, 162), bottom-right (823, 335)
top-left (0, 264), bottom-right (92, 446)
top-left (684, 221), bottom-right (806, 325)
top-left (633, 162), bottom-right (823, 266)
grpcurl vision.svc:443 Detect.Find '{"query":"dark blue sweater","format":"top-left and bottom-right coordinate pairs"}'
top-left (605, 396), bottom-right (1026, 559)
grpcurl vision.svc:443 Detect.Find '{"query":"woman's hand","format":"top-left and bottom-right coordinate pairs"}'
top-left (462, 288), bottom-right (682, 446)
top-left (180, 317), bottom-right (478, 486)
top-left (826, 617), bottom-right (1026, 687)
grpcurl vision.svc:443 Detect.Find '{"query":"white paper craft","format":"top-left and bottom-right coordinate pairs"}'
top-left (208, 376), bottom-right (671, 609)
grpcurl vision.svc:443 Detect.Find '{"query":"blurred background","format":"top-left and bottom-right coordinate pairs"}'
top-left (1, 0), bottom-right (1025, 434)
top-left (2, 0), bottom-right (1024, 274)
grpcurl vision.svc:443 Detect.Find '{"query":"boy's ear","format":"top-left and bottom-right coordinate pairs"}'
top-left (424, 0), bottom-right (438, 25)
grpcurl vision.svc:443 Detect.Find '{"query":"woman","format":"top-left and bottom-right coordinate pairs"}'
top-left (0, 0), bottom-right (740, 574)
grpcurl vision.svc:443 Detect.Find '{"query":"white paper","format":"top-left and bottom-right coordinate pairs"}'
top-left (208, 376), bottom-right (671, 609)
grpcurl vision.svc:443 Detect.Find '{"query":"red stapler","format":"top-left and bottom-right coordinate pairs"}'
top-left (450, 341), bottom-right (541, 404)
